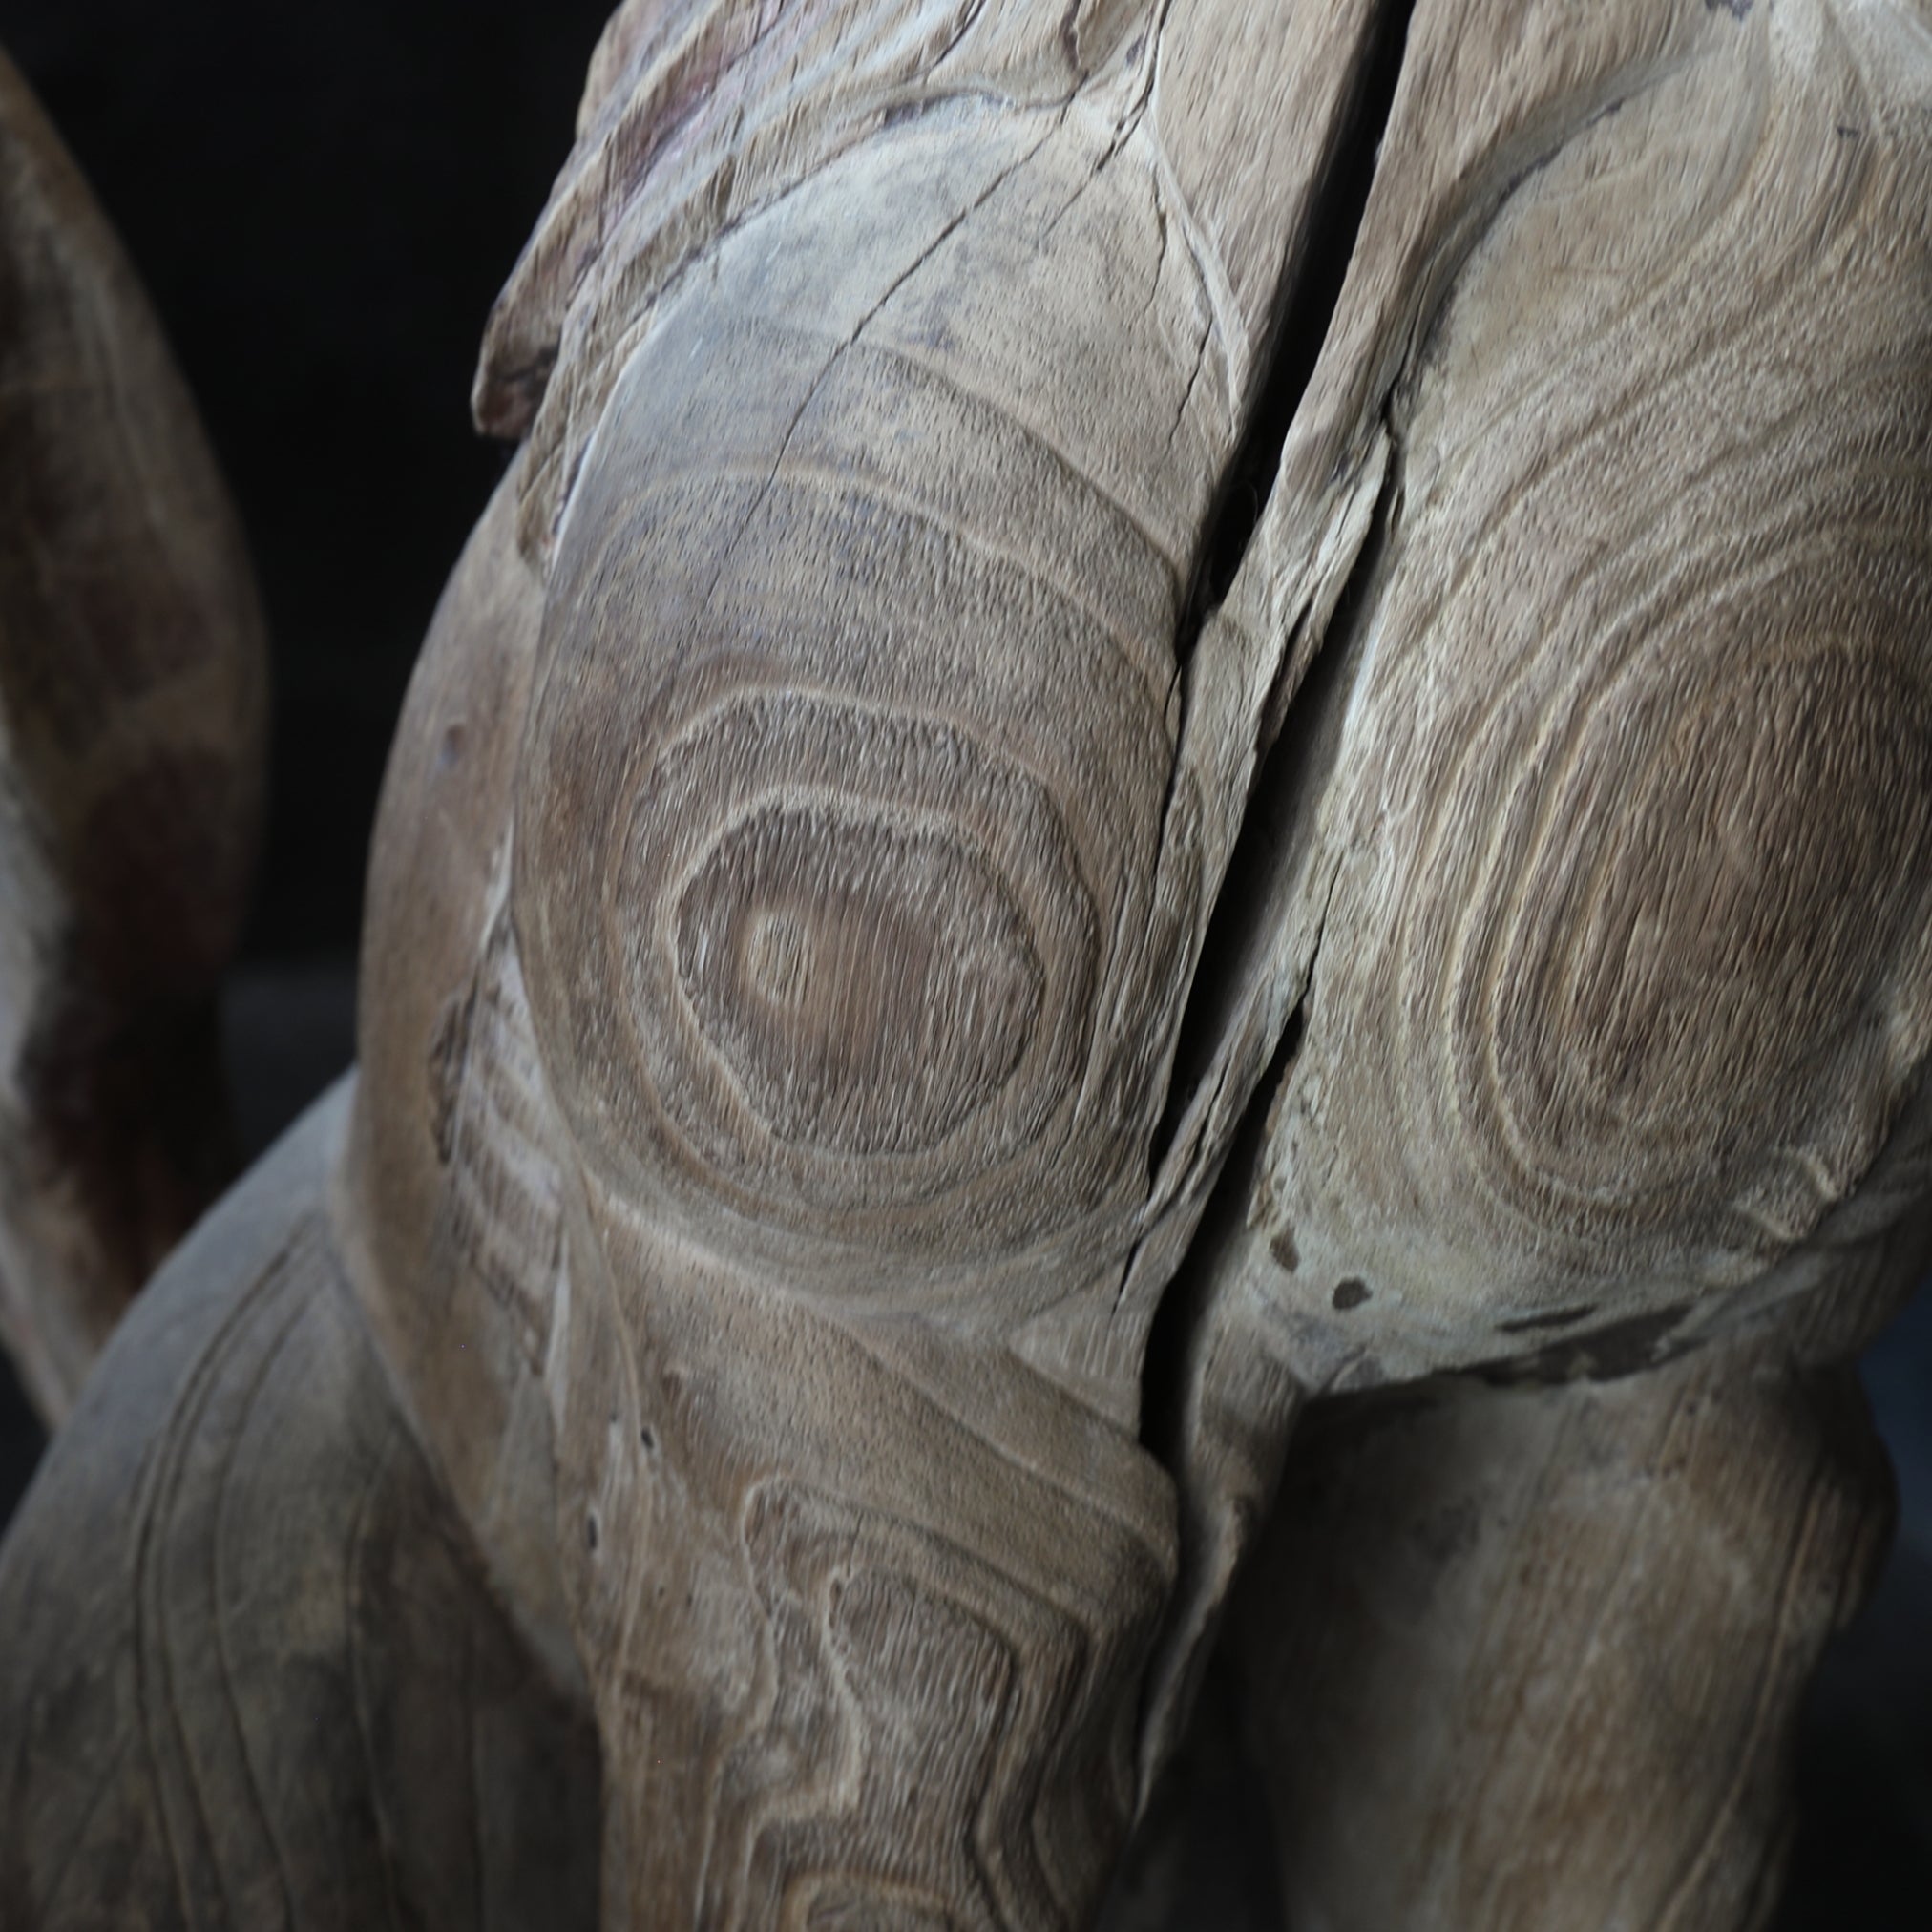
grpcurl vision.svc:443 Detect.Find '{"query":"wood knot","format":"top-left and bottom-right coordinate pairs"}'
top-left (676, 802), bottom-right (1043, 1157)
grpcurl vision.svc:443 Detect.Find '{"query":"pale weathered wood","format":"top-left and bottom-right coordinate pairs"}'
top-left (7, 1), bottom-right (1932, 1925)
top-left (1140, 0), bottom-right (1932, 1753)
top-left (0, 48), bottom-right (266, 1423)
top-left (0, 1083), bottom-right (600, 1930)
top-left (350, 4), bottom-right (1422, 1920)
top-left (1207, 0), bottom-right (1932, 1384)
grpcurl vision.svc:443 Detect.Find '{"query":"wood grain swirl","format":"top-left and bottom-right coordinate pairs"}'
top-left (550, 1231), bottom-right (1173, 1928)
top-left (709, 1478), bottom-right (1092, 1928)
top-left (514, 108), bottom-right (1235, 1301)
top-left (1238, 3), bottom-right (1932, 1375)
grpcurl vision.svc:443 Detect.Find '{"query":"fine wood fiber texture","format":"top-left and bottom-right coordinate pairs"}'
top-left (0, 49), bottom-right (266, 1425)
top-left (346, 0), bottom-right (1932, 1923)
top-left (1199, 0), bottom-right (1932, 1386)
top-left (352, 3), bottom-right (1405, 1919)
top-left (5, 1), bottom-right (1932, 1928)
top-left (0, 1082), bottom-right (601, 1931)
top-left (1139, 0), bottom-right (1932, 1754)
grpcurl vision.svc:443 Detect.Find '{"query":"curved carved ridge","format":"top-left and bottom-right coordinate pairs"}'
top-left (0, 1085), bottom-right (600, 1930)
top-left (438, 907), bottom-right (569, 1367)
top-left (347, 468), bottom-right (546, 1323)
top-left (1235, 4), bottom-right (1932, 1383)
top-left (336, 462), bottom-right (604, 1695)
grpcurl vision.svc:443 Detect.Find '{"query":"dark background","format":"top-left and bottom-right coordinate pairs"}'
top-left (3, 0), bottom-right (614, 961)
top-left (0, 6), bottom-right (1926, 1923)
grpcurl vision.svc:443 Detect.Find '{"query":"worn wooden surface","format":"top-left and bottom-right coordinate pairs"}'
top-left (5, 0), bottom-right (1932, 1925)
top-left (0, 1083), bottom-right (601, 1930)
top-left (1230, 1334), bottom-right (1895, 1932)
top-left (354, 3), bottom-right (1403, 1918)
top-left (0, 49), bottom-right (265, 1424)
top-left (400, 0), bottom-right (1932, 1919)
top-left (1191, 0), bottom-right (1932, 1390)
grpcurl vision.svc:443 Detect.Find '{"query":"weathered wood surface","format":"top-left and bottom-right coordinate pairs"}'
top-left (1186, 0), bottom-right (1932, 1392)
top-left (5, 0), bottom-right (1932, 1926)
top-left (353, 2), bottom-right (1404, 1918)
top-left (0, 49), bottom-right (266, 1424)
top-left (1144, 0), bottom-right (1932, 1759)
top-left (0, 1082), bottom-right (601, 1930)
top-left (1230, 1334), bottom-right (1896, 1932)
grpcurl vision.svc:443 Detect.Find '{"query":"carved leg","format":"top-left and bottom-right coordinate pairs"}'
top-left (1226, 1341), bottom-right (1895, 1932)
top-left (0, 1083), bottom-right (599, 1929)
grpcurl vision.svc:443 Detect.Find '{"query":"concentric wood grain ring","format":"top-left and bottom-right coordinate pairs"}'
top-left (610, 686), bottom-right (1100, 1212)
top-left (508, 140), bottom-right (1213, 1290)
top-left (1251, 40), bottom-right (1932, 1354)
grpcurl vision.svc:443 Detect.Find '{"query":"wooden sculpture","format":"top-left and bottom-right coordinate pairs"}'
top-left (4, 0), bottom-right (1931, 1926)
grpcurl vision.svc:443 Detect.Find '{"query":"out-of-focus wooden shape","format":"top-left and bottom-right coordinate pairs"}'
top-left (0, 1082), bottom-right (602, 1929)
top-left (0, 49), bottom-right (267, 1422)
